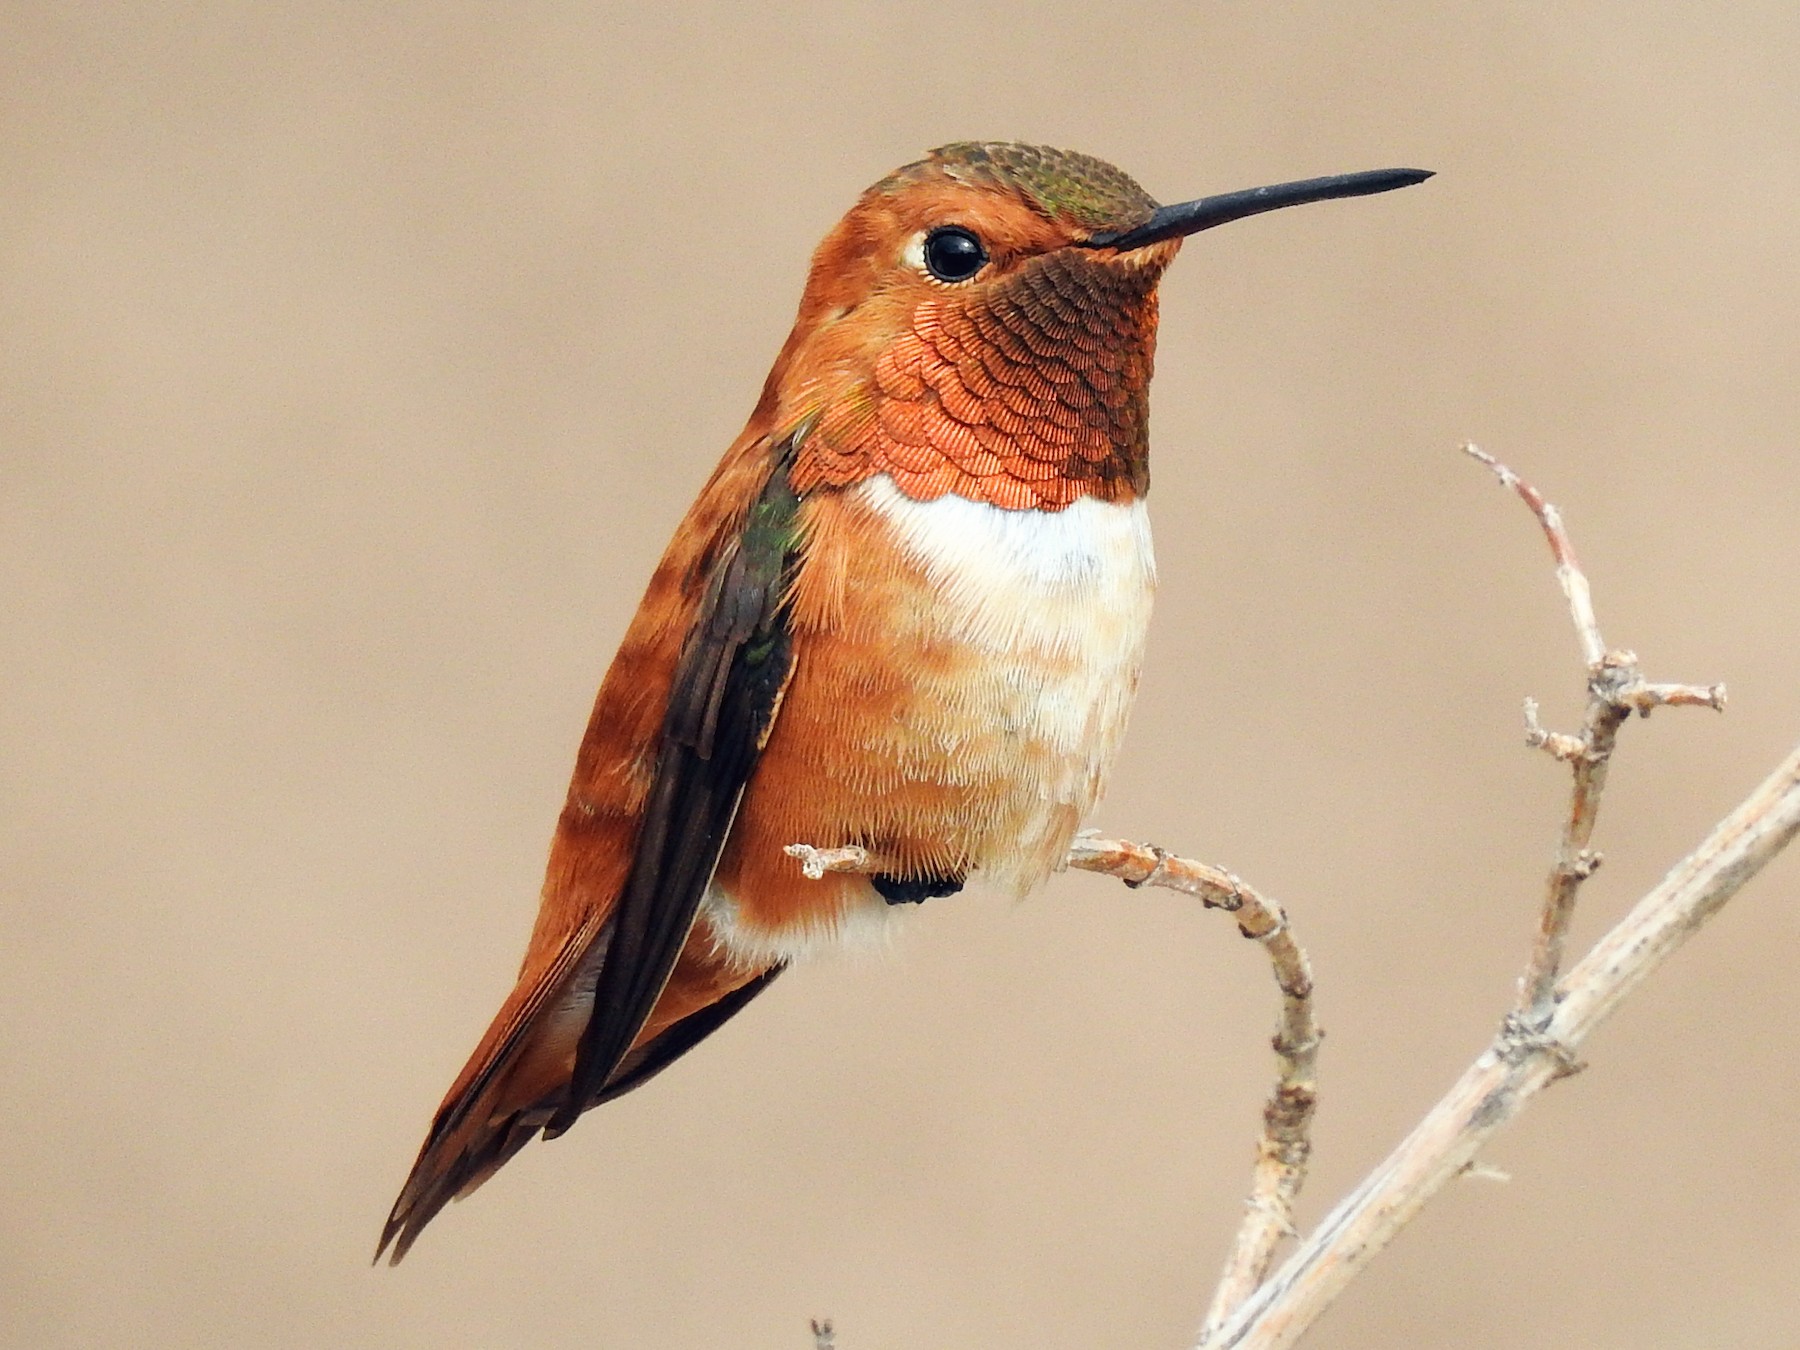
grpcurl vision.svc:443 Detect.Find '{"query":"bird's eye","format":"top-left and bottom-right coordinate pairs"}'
top-left (922, 226), bottom-right (988, 282)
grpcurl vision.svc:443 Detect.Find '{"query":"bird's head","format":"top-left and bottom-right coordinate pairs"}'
top-left (758, 142), bottom-right (1428, 510)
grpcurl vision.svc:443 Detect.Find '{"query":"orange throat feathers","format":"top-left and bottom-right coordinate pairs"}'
top-left (759, 148), bottom-right (1176, 512)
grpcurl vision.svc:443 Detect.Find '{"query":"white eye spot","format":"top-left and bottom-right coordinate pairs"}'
top-left (902, 230), bottom-right (928, 273)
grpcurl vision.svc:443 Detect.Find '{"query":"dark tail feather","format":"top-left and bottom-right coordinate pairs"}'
top-left (375, 963), bottom-right (784, 1264)
top-left (590, 962), bottom-right (784, 1106)
top-left (377, 1105), bottom-right (548, 1264)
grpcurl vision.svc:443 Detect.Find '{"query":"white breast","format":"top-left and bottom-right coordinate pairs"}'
top-left (860, 475), bottom-right (1157, 887)
top-left (860, 475), bottom-right (1156, 648)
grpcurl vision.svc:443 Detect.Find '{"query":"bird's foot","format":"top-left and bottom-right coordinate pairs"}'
top-left (870, 872), bottom-right (966, 906)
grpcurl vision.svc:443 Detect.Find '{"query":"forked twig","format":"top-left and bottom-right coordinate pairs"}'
top-left (1462, 445), bottom-right (1725, 1026)
top-left (1199, 448), bottom-right (1764, 1349)
top-left (1206, 738), bottom-right (1800, 1348)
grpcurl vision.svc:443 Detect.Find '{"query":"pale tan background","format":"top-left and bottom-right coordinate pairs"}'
top-left (5, 4), bottom-right (1800, 1347)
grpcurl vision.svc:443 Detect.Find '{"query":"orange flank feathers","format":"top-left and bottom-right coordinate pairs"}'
top-left (379, 142), bottom-right (1430, 1260)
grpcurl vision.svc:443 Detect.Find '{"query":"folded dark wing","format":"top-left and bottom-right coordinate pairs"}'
top-left (545, 438), bottom-right (803, 1136)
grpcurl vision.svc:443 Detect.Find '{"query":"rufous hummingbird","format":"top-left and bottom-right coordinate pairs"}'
top-left (379, 142), bottom-right (1428, 1261)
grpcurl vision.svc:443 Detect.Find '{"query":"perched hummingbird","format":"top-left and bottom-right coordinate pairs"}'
top-left (379, 142), bottom-right (1428, 1261)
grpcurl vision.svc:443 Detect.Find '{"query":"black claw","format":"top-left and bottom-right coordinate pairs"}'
top-left (871, 872), bottom-right (966, 906)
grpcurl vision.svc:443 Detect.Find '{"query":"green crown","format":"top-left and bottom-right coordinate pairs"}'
top-left (890, 141), bottom-right (1159, 234)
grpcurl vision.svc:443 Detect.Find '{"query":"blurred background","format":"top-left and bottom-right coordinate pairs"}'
top-left (5, 4), bottom-right (1799, 1347)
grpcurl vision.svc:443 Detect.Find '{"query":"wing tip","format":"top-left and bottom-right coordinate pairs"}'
top-left (372, 1216), bottom-right (408, 1267)
top-left (374, 1174), bottom-right (441, 1266)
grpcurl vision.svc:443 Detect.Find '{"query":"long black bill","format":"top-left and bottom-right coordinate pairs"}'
top-left (1082, 167), bottom-right (1432, 252)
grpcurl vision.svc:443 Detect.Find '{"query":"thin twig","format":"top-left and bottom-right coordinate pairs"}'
top-left (1464, 445), bottom-right (1725, 1025)
top-left (1206, 737), bottom-right (1800, 1349)
top-left (1063, 836), bottom-right (1318, 1335)
top-left (785, 833), bottom-right (1321, 1333)
top-left (1462, 444), bottom-right (1605, 667)
top-left (784, 843), bottom-right (872, 880)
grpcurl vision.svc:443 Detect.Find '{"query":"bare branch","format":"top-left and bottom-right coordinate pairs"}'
top-left (1196, 449), bottom-right (1765, 1347)
top-left (784, 833), bottom-right (1321, 1332)
top-left (1063, 836), bottom-right (1318, 1333)
top-left (1206, 737), bottom-right (1800, 1349)
top-left (1623, 680), bottom-right (1727, 714)
top-left (784, 843), bottom-right (871, 880)
top-left (1463, 443), bottom-right (1605, 668)
top-left (1521, 698), bottom-right (1585, 763)
top-left (1464, 444), bottom-right (1725, 1024)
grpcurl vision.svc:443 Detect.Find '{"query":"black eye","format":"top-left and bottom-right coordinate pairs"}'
top-left (923, 226), bottom-right (988, 282)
